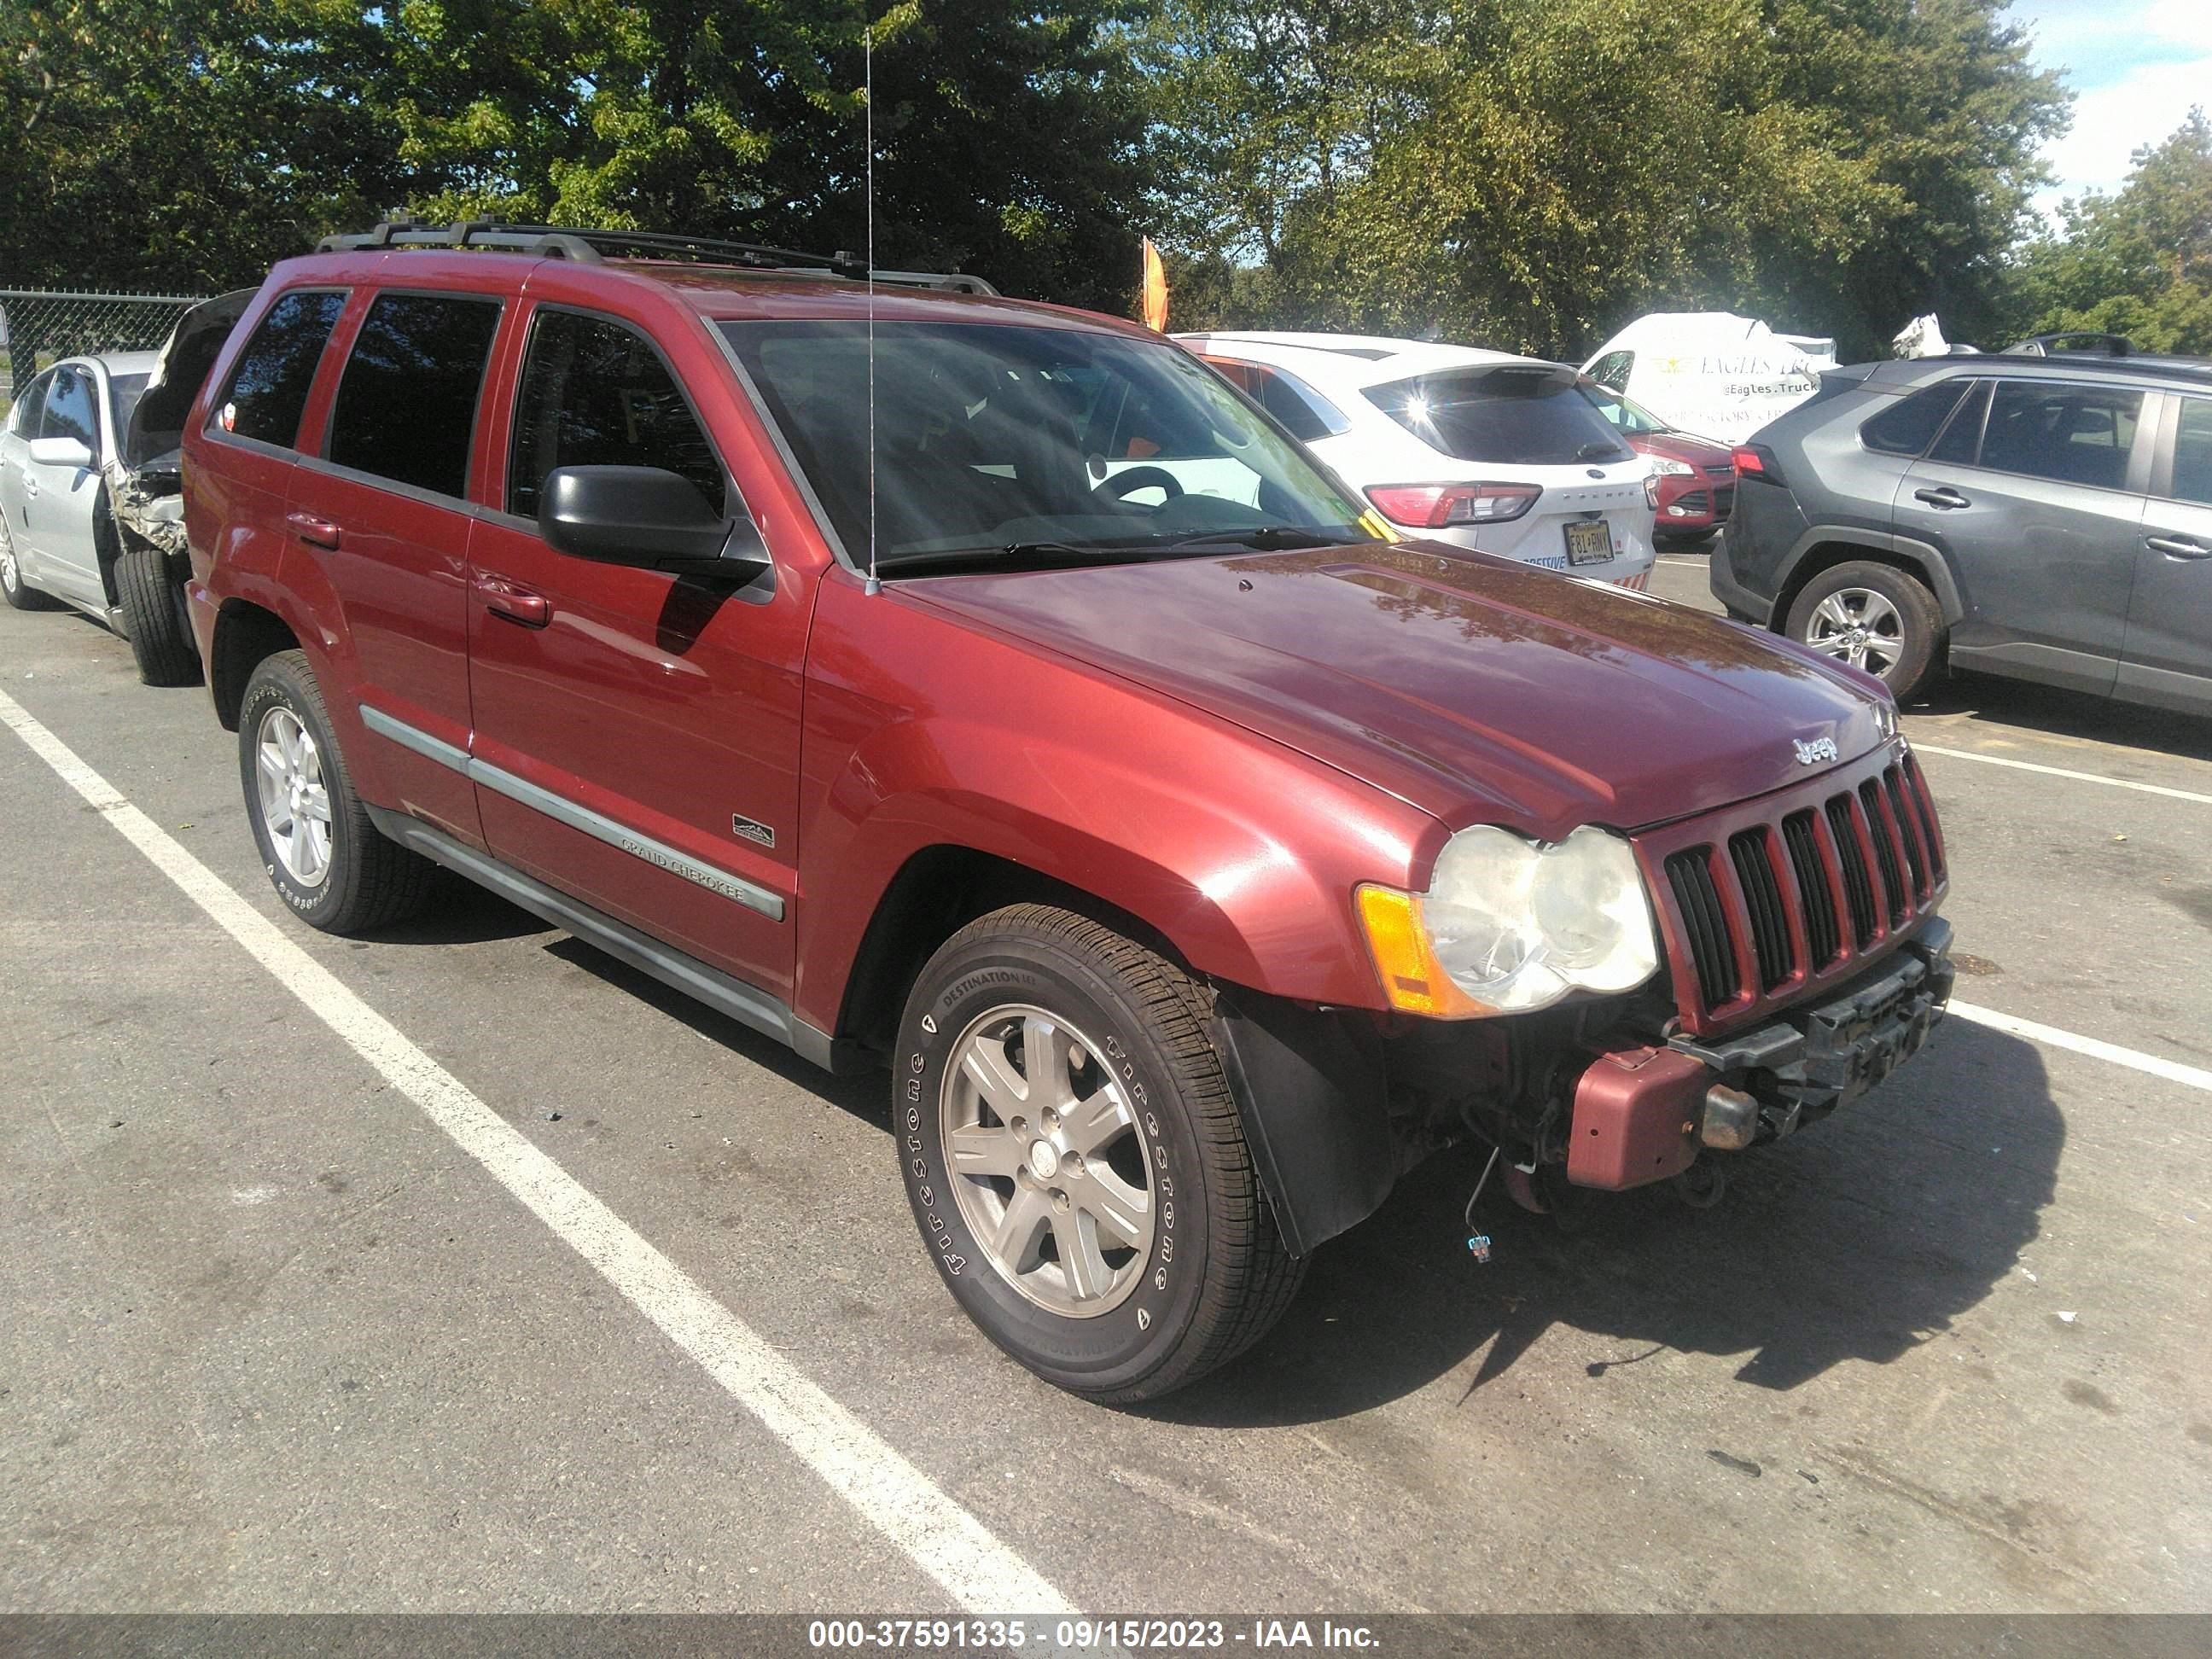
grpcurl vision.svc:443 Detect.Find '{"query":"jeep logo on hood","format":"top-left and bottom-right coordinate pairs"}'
top-left (1793, 736), bottom-right (1840, 765)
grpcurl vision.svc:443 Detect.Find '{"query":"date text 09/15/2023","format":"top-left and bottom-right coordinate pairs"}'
top-left (806, 1619), bottom-right (1382, 1650)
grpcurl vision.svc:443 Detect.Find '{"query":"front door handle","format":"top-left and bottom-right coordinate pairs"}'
top-left (2145, 533), bottom-right (2212, 561)
top-left (474, 573), bottom-right (550, 627)
top-left (285, 510), bottom-right (342, 549)
top-left (1913, 486), bottom-right (1970, 509)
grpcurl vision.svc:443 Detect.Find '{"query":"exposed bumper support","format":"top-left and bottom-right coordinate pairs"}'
top-left (1565, 917), bottom-right (1954, 1190)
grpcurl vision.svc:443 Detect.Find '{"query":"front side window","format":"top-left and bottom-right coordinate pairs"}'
top-left (721, 319), bottom-right (1370, 573)
top-left (1366, 366), bottom-right (1634, 466)
top-left (41, 365), bottom-right (96, 450)
top-left (2169, 398), bottom-right (2212, 506)
top-left (218, 290), bottom-right (345, 449)
top-left (1976, 381), bottom-right (2143, 491)
top-left (326, 292), bottom-right (502, 498)
top-left (1860, 379), bottom-right (1970, 457)
top-left (508, 310), bottom-right (725, 520)
top-left (1589, 351), bottom-right (1633, 391)
top-left (9, 369), bottom-right (55, 438)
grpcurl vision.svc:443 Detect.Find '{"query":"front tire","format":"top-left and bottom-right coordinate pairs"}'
top-left (116, 541), bottom-right (201, 686)
top-left (0, 515), bottom-right (62, 611)
top-left (895, 905), bottom-right (1304, 1404)
top-left (1785, 560), bottom-right (1943, 702)
top-left (238, 650), bottom-right (434, 934)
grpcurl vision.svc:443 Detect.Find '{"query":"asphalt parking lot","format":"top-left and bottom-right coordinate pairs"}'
top-left (3, 553), bottom-right (2209, 1619)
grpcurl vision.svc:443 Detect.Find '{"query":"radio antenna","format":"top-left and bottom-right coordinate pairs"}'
top-left (862, 14), bottom-right (881, 596)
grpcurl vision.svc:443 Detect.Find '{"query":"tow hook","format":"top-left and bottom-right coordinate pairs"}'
top-left (1700, 1082), bottom-right (1760, 1150)
top-left (1674, 1158), bottom-right (1727, 1208)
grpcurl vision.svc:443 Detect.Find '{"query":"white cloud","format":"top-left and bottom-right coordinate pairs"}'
top-left (2020, 0), bottom-right (2212, 209)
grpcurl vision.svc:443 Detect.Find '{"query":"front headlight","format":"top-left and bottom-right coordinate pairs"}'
top-left (1649, 457), bottom-right (1696, 477)
top-left (1357, 825), bottom-right (1660, 1016)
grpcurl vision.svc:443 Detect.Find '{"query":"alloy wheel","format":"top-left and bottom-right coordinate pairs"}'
top-left (940, 1003), bottom-right (1155, 1317)
top-left (1802, 586), bottom-right (1904, 678)
top-left (254, 706), bottom-right (334, 887)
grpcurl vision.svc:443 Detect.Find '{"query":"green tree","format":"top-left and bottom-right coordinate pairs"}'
top-left (2010, 110), bottom-right (2212, 355)
top-left (0, 1), bottom-right (401, 290)
top-left (1139, 0), bottom-right (2066, 360)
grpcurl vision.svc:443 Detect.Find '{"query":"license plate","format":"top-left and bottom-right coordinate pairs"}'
top-left (1564, 520), bottom-right (1614, 567)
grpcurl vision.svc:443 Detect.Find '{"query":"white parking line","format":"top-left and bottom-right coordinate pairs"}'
top-left (1949, 1001), bottom-right (2212, 1094)
top-left (0, 688), bottom-right (1073, 1615)
top-left (1913, 743), bottom-right (2212, 806)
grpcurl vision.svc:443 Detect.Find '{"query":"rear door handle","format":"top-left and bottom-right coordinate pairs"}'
top-left (473, 573), bottom-right (550, 627)
top-left (285, 510), bottom-right (342, 549)
top-left (2145, 533), bottom-right (2212, 561)
top-left (1912, 486), bottom-right (1970, 509)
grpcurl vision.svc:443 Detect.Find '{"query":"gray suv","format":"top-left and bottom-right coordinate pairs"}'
top-left (1713, 354), bottom-right (2212, 710)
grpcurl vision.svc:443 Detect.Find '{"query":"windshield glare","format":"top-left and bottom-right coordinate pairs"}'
top-left (1586, 386), bottom-right (1668, 436)
top-left (719, 320), bottom-right (1371, 572)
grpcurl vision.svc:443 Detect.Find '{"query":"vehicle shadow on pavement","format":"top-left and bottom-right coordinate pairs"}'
top-left (350, 870), bottom-right (566, 946)
top-left (1151, 1019), bottom-right (2061, 1425)
top-left (1912, 672), bottom-right (2212, 763)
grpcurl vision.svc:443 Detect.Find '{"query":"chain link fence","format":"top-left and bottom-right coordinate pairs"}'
top-left (0, 289), bottom-right (207, 407)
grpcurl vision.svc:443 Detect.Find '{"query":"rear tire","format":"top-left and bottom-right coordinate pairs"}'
top-left (1785, 560), bottom-right (1942, 702)
top-left (1656, 528), bottom-right (1718, 550)
top-left (0, 515), bottom-right (63, 611)
top-left (116, 541), bottom-right (201, 686)
top-left (238, 650), bottom-right (434, 934)
top-left (895, 905), bottom-right (1304, 1404)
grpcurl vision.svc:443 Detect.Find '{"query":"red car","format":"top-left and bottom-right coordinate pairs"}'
top-left (183, 223), bottom-right (1953, 1402)
top-left (1587, 382), bottom-right (1738, 545)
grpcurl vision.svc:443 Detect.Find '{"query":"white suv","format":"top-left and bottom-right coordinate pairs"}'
top-left (1178, 332), bottom-right (1658, 588)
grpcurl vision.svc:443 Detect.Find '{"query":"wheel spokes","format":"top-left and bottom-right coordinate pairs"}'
top-left (1052, 1211), bottom-right (1113, 1302)
top-left (1022, 1016), bottom-right (1075, 1110)
top-left (990, 1187), bottom-right (1051, 1272)
top-left (947, 1122), bottom-right (1026, 1179)
top-left (1084, 1165), bottom-right (1152, 1252)
top-left (960, 1041), bottom-right (1029, 1118)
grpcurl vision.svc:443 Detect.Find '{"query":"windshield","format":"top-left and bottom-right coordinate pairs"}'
top-left (1365, 366), bottom-right (1636, 466)
top-left (719, 320), bottom-right (1371, 573)
top-left (1584, 384), bottom-right (1670, 437)
top-left (108, 372), bottom-right (150, 439)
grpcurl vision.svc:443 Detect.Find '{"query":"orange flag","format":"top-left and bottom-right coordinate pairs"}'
top-left (1140, 236), bottom-right (1169, 333)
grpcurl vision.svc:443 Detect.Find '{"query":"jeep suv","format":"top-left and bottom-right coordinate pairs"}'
top-left (1714, 352), bottom-right (2212, 710)
top-left (183, 222), bottom-right (1954, 1403)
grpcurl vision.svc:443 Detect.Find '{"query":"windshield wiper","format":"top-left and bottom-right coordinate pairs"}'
top-left (1573, 441), bottom-right (1626, 462)
top-left (1162, 526), bottom-right (1346, 551)
top-left (876, 541), bottom-right (1147, 578)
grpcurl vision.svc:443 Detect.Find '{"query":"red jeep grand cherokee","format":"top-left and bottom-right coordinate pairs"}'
top-left (183, 223), bottom-right (1953, 1403)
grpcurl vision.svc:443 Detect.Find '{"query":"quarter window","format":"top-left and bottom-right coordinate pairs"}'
top-left (41, 365), bottom-right (96, 450)
top-left (326, 293), bottom-right (502, 499)
top-left (1860, 380), bottom-right (1970, 457)
top-left (1976, 381), bottom-right (2143, 491)
top-left (218, 290), bottom-right (345, 449)
top-left (508, 310), bottom-right (725, 520)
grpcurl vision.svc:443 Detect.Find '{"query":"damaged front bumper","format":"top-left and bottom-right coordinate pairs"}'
top-left (1565, 917), bottom-right (1954, 1190)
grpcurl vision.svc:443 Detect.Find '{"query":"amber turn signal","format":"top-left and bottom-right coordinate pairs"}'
top-left (1354, 884), bottom-right (1491, 1018)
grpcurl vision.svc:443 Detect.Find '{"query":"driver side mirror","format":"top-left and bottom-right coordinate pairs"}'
top-left (538, 464), bottom-right (770, 580)
top-left (27, 436), bottom-right (95, 470)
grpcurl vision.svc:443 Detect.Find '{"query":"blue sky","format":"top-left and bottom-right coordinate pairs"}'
top-left (2006, 0), bottom-right (2211, 208)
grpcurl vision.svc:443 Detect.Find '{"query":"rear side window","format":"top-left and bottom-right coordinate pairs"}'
top-left (42, 365), bottom-right (96, 449)
top-left (1977, 381), bottom-right (2143, 491)
top-left (1925, 381), bottom-right (1990, 464)
top-left (1365, 367), bottom-right (1633, 465)
top-left (507, 309), bottom-right (725, 519)
top-left (218, 290), bottom-right (344, 448)
top-left (326, 292), bottom-right (502, 499)
top-left (1203, 357), bottom-right (1346, 444)
top-left (2168, 398), bottom-right (2212, 505)
top-left (1860, 380), bottom-right (1970, 457)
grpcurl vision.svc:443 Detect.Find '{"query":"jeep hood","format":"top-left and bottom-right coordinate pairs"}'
top-left (905, 542), bottom-right (1889, 838)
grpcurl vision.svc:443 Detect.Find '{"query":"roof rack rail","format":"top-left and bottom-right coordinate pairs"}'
top-left (311, 218), bottom-right (998, 294)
